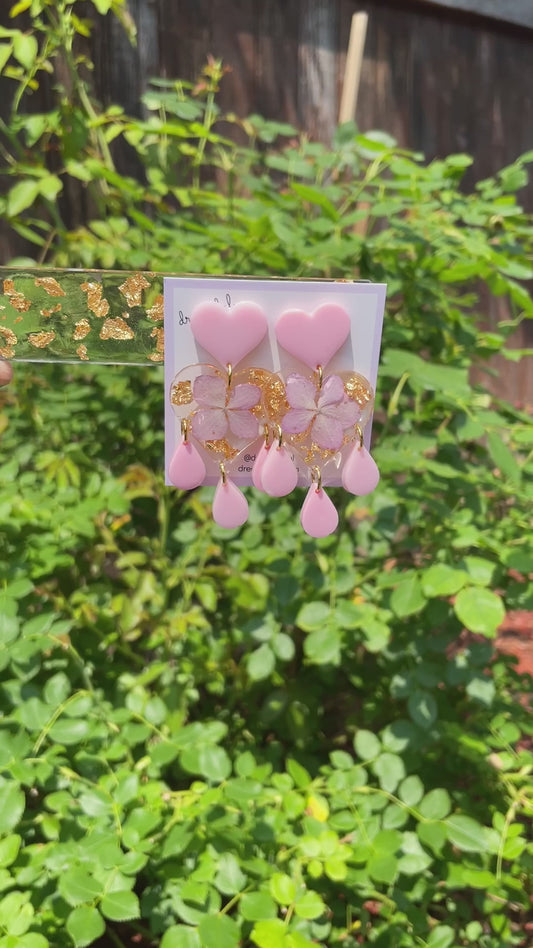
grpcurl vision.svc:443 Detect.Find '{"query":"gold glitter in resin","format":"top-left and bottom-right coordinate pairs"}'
top-left (147, 294), bottom-right (163, 321)
top-left (345, 373), bottom-right (373, 407)
top-left (29, 331), bottom-right (55, 348)
top-left (148, 326), bottom-right (164, 362)
top-left (3, 279), bottom-right (31, 313)
top-left (263, 375), bottom-right (289, 421)
top-left (205, 439), bottom-right (239, 460)
top-left (171, 380), bottom-right (193, 406)
top-left (76, 344), bottom-right (89, 361)
top-left (35, 277), bottom-right (65, 297)
top-left (81, 282), bottom-right (110, 318)
top-left (40, 304), bottom-right (62, 317)
top-left (119, 273), bottom-right (150, 307)
top-left (100, 317), bottom-right (134, 341)
top-left (0, 326), bottom-right (17, 359)
top-left (73, 319), bottom-right (91, 340)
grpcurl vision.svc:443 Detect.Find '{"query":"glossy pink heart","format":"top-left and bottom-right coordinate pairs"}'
top-left (275, 303), bottom-right (351, 369)
top-left (191, 301), bottom-right (267, 367)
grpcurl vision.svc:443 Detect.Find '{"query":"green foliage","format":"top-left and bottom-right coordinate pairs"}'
top-left (1, 2), bottom-right (533, 947)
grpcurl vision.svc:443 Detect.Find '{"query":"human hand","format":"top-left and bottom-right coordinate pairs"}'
top-left (0, 360), bottom-right (12, 387)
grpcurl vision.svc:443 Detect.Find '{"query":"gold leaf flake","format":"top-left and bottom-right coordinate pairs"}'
top-left (146, 293), bottom-right (163, 321)
top-left (35, 276), bottom-right (66, 297)
top-left (29, 331), bottom-right (56, 348)
top-left (170, 380), bottom-right (193, 406)
top-left (73, 319), bottom-right (91, 340)
top-left (0, 325), bottom-right (17, 358)
top-left (81, 282), bottom-right (110, 318)
top-left (3, 279), bottom-right (31, 313)
top-left (76, 344), bottom-right (89, 361)
top-left (40, 304), bottom-right (62, 317)
top-left (205, 439), bottom-right (238, 460)
top-left (345, 373), bottom-right (373, 407)
top-left (118, 273), bottom-right (150, 307)
top-left (99, 317), bottom-right (134, 341)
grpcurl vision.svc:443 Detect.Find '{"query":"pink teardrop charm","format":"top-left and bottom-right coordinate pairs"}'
top-left (341, 445), bottom-right (380, 496)
top-left (252, 442), bottom-right (270, 491)
top-left (300, 485), bottom-right (339, 538)
top-left (212, 476), bottom-right (249, 529)
top-left (261, 445), bottom-right (299, 497)
top-left (168, 440), bottom-right (206, 490)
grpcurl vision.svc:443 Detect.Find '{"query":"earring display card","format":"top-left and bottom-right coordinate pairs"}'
top-left (164, 276), bottom-right (386, 488)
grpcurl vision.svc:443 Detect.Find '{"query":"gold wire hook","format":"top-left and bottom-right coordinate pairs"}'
top-left (355, 424), bottom-right (364, 449)
top-left (181, 417), bottom-right (189, 442)
top-left (219, 461), bottom-right (227, 484)
top-left (275, 423), bottom-right (283, 448)
top-left (226, 363), bottom-right (233, 389)
top-left (316, 365), bottom-right (323, 389)
top-left (311, 466), bottom-right (322, 491)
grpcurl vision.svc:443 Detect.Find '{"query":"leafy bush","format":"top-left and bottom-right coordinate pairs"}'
top-left (1, 2), bottom-right (533, 948)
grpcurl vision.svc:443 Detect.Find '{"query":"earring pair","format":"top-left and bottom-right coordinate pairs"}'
top-left (168, 298), bottom-right (379, 537)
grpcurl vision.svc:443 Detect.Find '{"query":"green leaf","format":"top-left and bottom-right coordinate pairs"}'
top-left (0, 834), bottom-right (21, 868)
top-left (59, 869), bottom-right (102, 907)
top-left (214, 853), bottom-right (247, 895)
top-left (427, 925), bottom-right (455, 948)
top-left (248, 644), bottom-right (276, 681)
top-left (407, 690), bottom-right (437, 730)
top-left (0, 782), bottom-right (25, 834)
top-left (100, 890), bottom-right (140, 922)
top-left (303, 626), bottom-right (341, 665)
top-left (66, 905), bottom-right (105, 947)
top-left (354, 729), bottom-right (381, 761)
top-left (6, 179), bottom-right (40, 217)
top-left (454, 587), bottom-right (505, 637)
top-left (38, 174), bottom-right (62, 202)
top-left (294, 890), bottom-right (325, 919)
top-left (466, 676), bottom-right (495, 706)
top-left (12, 31), bottom-right (38, 69)
top-left (251, 919), bottom-right (287, 948)
top-left (398, 831), bottom-right (432, 875)
top-left (445, 815), bottom-right (491, 853)
top-left (390, 573), bottom-right (426, 618)
top-left (417, 820), bottom-right (447, 854)
top-left (180, 745), bottom-right (231, 782)
top-left (487, 432), bottom-right (521, 484)
top-left (367, 852), bottom-right (398, 884)
top-left (419, 789), bottom-right (451, 821)
top-left (398, 775), bottom-right (424, 806)
top-left (372, 752), bottom-right (406, 792)
top-left (160, 927), bottom-right (201, 948)
top-left (296, 601), bottom-right (330, 631)
top-left (240, 892), bottom-right (277, 921)
top-left (421, 564), bottom-right (467, 597)
top-left (270, 872), bottom-right (296, 905)
top-left (0, 43), bottom-right (13, 73)
top-left (197, 915), bottom-right (239, 948)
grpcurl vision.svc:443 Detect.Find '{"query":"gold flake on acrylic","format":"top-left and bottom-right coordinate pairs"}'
top-left (29, 331), bottom-right (56, 348)
top-left (35, 276), bottom-right (65, 297)
top-left (146, 294), bottom-right (163, 321)
top-left (81, 282), bottom-right (110, 318)
top-left (0, 326), bottom-right (17, 359)
top-left (76, 344), bottom-right (89, 361)
top-left (40, 304), bottom-right (62, 317)
top-left (148, 326), bottom-right (164, 362)
top-left (73, 319), bottom-right (91, 340)
top-left (171, 379), bottom-right (193, 406)
top-left (119, 273), bottom-right (150, 307)
top-left (262, 374), bottom-right (289, 421)
top-left (100, 317), bottom-right (134, 341)
top-left (3, 279), bottom-right (31, 313)
top-left (345, 373), bottom-right (373, 407)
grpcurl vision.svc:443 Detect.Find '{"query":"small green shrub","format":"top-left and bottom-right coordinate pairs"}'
top-left (1, 2), bottom-right (532, 947)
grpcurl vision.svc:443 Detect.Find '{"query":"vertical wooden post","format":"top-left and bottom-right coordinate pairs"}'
top-left (339, 12), bottom-right (369, 124)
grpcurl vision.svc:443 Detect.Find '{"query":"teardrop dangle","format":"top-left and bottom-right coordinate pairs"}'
top-left (212, 463), bottom-right (249, 529)
top-left (261, 426), bottom-right (299, 497)
top-left (252, 426), bottom-right (271, 491)
top-left (342, 426), bottom-right (380, 496)
top-left (300, 469), bottom-right (339, 538)
top-left (168, 419), bottom-right (207, 490)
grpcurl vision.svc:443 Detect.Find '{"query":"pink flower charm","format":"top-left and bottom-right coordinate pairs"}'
top-left (191, 374), bottom-right (261, 441)
top-left (282, 373), bottom-right (360, 450)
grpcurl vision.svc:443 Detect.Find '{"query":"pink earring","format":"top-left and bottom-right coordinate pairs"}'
top-left (168, 299), bottom-right (269, 528)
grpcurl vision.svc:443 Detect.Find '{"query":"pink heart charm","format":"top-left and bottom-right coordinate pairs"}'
top-left (275, 303), bottom-right (351, 369)
top-left (191, 301), bottom-right (267, 367)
